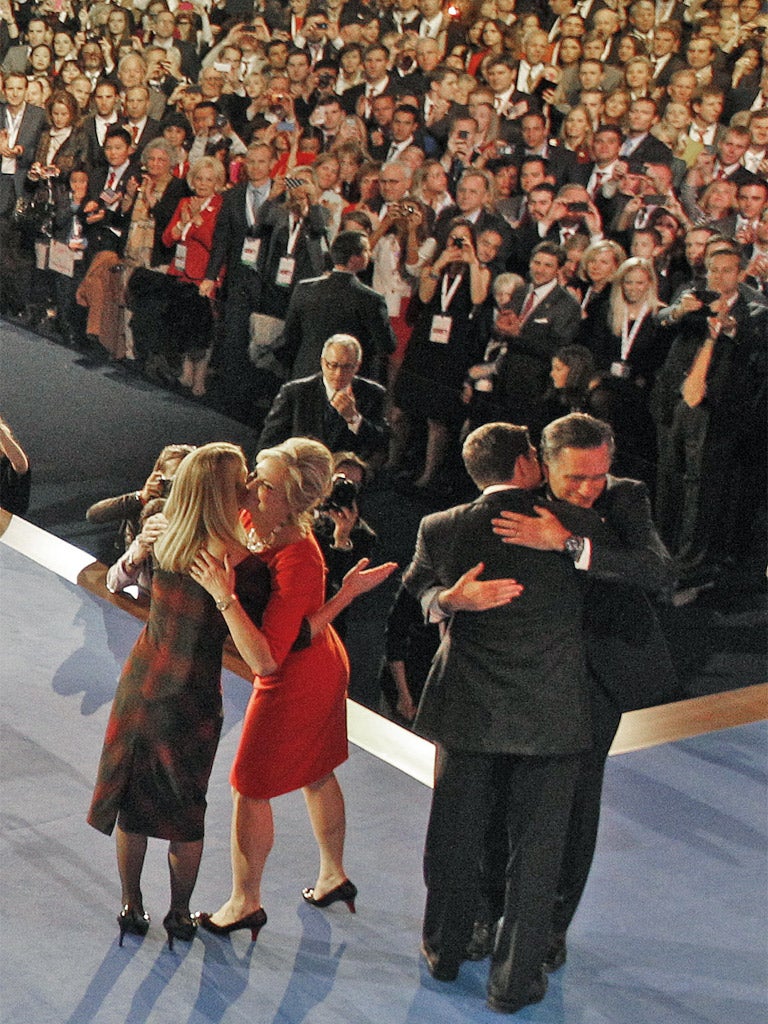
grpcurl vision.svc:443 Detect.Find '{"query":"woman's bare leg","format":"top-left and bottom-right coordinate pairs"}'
top-left (208, 789), bottom-right (272, 924)
top-left (414, 419), bottom-right (448, 488)
top-left (303, 771), bottom-right (348, 898)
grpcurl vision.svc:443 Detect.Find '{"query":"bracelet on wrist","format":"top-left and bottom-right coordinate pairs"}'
top-left (215, 593), bottom-right (239, 612)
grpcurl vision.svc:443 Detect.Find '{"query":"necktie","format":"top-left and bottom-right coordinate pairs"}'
top-left (591, 170), bottom-right (604, 198)
top-left (106, 170), bottom-right (116, 190)
top-left (131, 124), bottom-right (139, 143)
top-left (715, 167), bottom-right (726, 180)
top-left (519, 289), bottom-right (536, 322)
top-left (681, 336), bottom-right (715, 408)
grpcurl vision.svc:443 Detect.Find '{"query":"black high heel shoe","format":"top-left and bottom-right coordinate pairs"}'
top-left (194, 908), bottom-right (267, 941)
top-left (117, 905), bottom-right (150, 946)
top-left (301, 879), bottom-right (357, 913)
top-left (163, 910), bottom-right (197, 951)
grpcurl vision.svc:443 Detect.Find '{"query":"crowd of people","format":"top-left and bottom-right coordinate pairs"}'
top-left (1, 0), bottom-right (767, 604)
top-left (1, 0), bottom-right (767, 1013)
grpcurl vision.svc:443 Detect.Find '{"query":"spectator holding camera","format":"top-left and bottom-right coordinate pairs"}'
top-left (368, 164), bottom-right (435, 384)
top-left (86, 443), bottom-right (195, 557)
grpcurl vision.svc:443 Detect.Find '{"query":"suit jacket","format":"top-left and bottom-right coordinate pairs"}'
top-left (120, 116), bottom-right (163, 151)
top-left (205, 180), bottom-right (267, 286)
top-left (0, 101), bottom-right (46, 199)
top-left (281, 269), bottom-right (396, 381)
top-left (403, 488), bottom-right (614, 755)
top-left (254, 199), bottom-right (332, 319)
top-left (622, 133), bottom-right (674, 168)
top-left (79, 115), bottom-right (118, 171)
top-left (257, 372), bottom-right (389, 457)
top-left (573, 477), bottom-right (678, 711)
top-left (494, 283), bottom-right (582, 427)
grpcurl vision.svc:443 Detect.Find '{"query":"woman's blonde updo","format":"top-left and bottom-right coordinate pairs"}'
top-left (259, 438), bottom-right (334, 535)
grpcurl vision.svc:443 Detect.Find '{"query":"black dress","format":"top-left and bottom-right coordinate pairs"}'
top-left (394, 268), bottom-right (482, 424)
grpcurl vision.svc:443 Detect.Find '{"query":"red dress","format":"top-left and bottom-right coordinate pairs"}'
top-left (230, 533), bottom-right (350, 800)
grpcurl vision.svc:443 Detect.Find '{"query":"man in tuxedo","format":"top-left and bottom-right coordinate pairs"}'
top-left (514, 111), bottom-right (577, 187)
top-left (475, 413), bottom-right (676, 970)
top-left (258, 334), bottom-right (389, 459)
top-left (493, 241), bottom-right (582, 431)
top-left (341, 43), bottom-right (392, 118)
top-left (280, 230), bottom-right (396, 382)
top-left (403, 421), bottom-right (612, 1013)
top-left (1, 16), bottom-right (50, 74)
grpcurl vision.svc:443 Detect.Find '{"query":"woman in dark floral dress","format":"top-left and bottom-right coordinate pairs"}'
top-left (88, 442), bottom-right (268, 948)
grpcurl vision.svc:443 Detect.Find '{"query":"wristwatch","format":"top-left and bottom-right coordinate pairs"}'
top-left (564, 535), bottom-right (585, 562)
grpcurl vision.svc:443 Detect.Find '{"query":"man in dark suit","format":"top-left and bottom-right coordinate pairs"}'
top-left (201, 141), bottom-right (275, 421)
top-left (403, 421), bottom-right (614, 1014)
top-left (280, 230), bottom-right (396, 382)
top-left (493, 241), bottom-right (582, 432)
top-left (80, 81), bottom-right (120, 172)
top-left (0, 71), bottom-right (45, 217)
top-left (651, 249), bottom-right (768, 604)
top-left (620, 98), bottom-right (674, 166)
top-left (432, 168), bottom-right (513, 260)
top-left (0, 71), bottom-right (46, 314)
top-left (120, 85), bottom-right (162, 151)
top-left (258, 334), bottom-right (389, 459)
top-left (479, 413), bottom-right (676, 970)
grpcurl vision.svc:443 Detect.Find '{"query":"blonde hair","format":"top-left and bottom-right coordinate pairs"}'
top-left (609, 257), bottom-right (659, 337)
top-left (187, 155), bottom-right (227, 193)
top-left (257, 438), bottom-right (333, 535)
top-left (153, 442), bottom-right (247, 573)
top-left (579, 238), bottom-right (627, 284)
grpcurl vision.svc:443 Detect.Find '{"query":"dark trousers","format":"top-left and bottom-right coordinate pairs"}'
top-left (423, 746), bottom-right (579, 1004)
top-left (477, 683), bottom-right (622, 939)
top-left (656, 402), bottom-right (738, 584)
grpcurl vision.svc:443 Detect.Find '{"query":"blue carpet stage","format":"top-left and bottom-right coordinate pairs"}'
top-left (1, 534), bottom-right (766, 1024)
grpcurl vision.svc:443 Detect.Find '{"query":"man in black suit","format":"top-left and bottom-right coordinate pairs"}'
top-left (201, 141), bottom-right (276, 421)
top-left (280, 230), bottom-right (396, 382)
top-left (432, 168), bottom-right (513, 260)
top-left (650, 22), bottom-right (687, 90)
top-left (493, 241), bottom-right (582, 432)
top-left (0, 71), bottom-right (46, 314)
top-left (651, 249), bottom-right (768, 604)
top-left (479, 413), bottom-right (676, 970)
top-left (403, 421), bottom-right (614, 1014)
top-left (258, 334), bottom-right (389, 459)
top-left (619, 98), bottom-right (674, 166)
top-left (120, 85), bottom-right (163, 151)
top-left (147, 8), bottom-right (201, 83)
top-left (513, 111), bottom-right (577, 188)
top-left (81, 81), bottom-right (120, 172)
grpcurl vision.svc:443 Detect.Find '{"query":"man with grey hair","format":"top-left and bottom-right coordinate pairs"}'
top-left (256, 334), bottom-right (389, 459)
top-left (403, 420), bottom-right (619, 1014)
top-left (467, 412), bottom-right (676, 971)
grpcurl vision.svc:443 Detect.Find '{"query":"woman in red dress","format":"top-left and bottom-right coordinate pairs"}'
top-left (191, 439), bottom-right (371, 939)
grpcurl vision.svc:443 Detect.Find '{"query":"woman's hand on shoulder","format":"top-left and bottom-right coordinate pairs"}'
top-left (190, 548), bottom-right (236, 602)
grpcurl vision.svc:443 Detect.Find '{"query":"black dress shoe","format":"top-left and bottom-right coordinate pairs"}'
top-left (465, 919), bottom-right (496, 961)
top-left (420, 941), bottom-right (460, 982)
top-left (543, 932), bottom-right (567, 972)
top-left (487, 969), bottom-right (548, 1014)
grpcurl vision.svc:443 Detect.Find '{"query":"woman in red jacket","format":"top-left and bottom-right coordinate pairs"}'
top-left (162, 156), bottom-right (225, 397)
